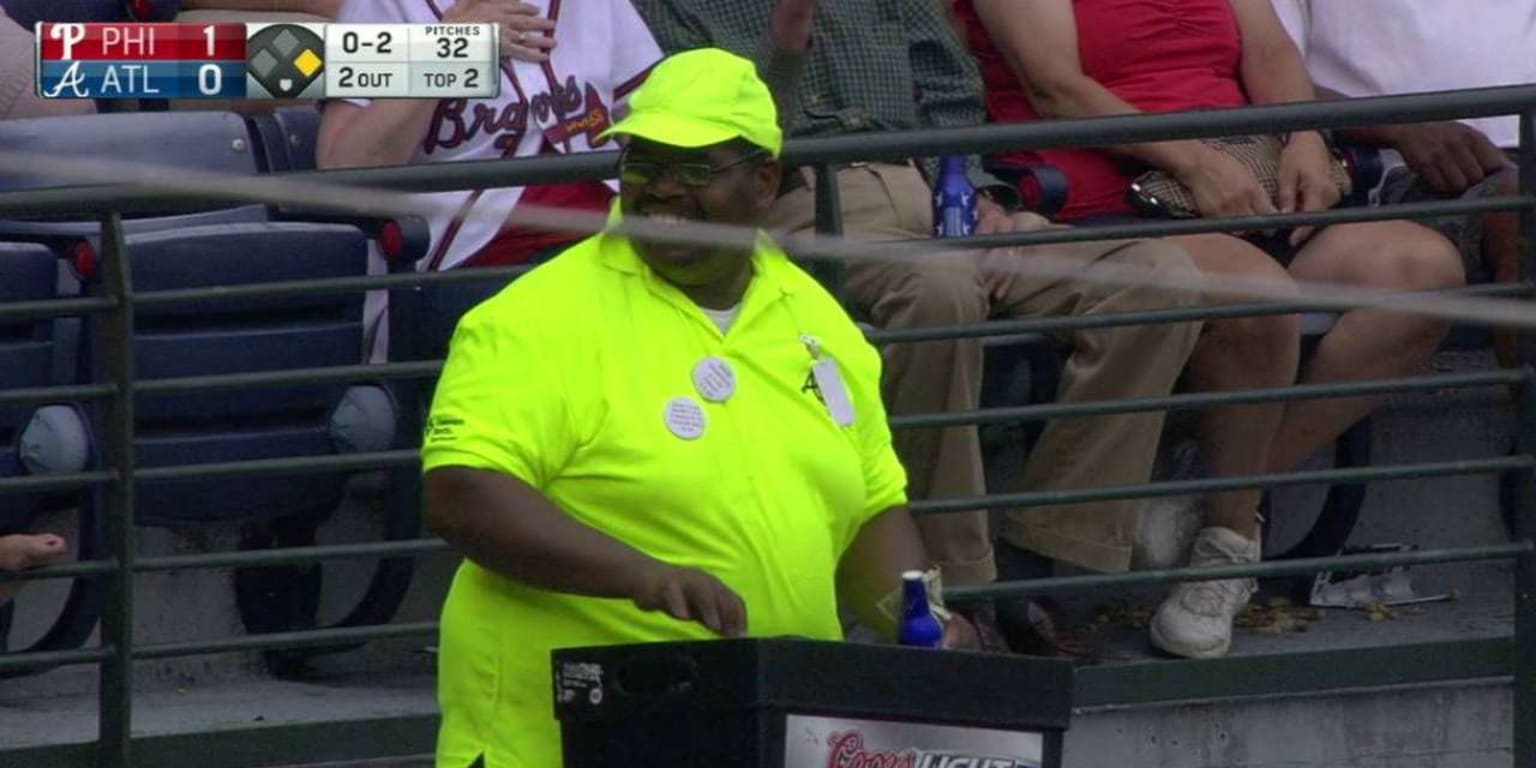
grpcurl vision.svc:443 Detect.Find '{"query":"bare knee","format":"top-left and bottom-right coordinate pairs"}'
top-left (1386, 237), bottom-right (1466, 293)
top-left (1201, 311), bottom-right (1301, 373)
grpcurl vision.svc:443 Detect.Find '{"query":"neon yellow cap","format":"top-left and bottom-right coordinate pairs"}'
top-left (601, 48), bottom-right (783, 158)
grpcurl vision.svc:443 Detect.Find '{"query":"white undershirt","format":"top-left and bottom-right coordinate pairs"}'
top-left (700, 303), bottom-right (743, 335)
top-left (1273, 0), bottom-right (1536, 149)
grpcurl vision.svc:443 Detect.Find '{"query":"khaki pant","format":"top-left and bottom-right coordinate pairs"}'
top-left (766, 163), bottom-right (1203, 578)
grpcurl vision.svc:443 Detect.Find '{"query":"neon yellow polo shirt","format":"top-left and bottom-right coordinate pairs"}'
top-left (421, 224), bottom-right (907, 768)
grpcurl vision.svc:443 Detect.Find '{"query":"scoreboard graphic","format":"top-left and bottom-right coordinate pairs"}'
top-left (36, 22), bottom-right (500, 100)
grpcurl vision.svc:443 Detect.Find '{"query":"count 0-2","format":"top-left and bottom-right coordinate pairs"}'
top-left (337, 66), bottom-right (392, 88)
top-left (342, 30), bottom-right (393, 54)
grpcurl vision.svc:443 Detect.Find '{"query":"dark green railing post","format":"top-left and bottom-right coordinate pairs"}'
top-left (810, 163), bottom-right (847, 301)
top-left (1513, 109), bottom-right (1536, 768)
top-left (97, 212), bottom-right (137, 768)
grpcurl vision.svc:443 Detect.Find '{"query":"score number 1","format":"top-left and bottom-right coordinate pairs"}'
top-left (195, 24), bottom-right (232, 96)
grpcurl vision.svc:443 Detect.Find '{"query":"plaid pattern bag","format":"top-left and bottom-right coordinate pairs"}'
top-left (1129, 135), bottom-right (1352, 218)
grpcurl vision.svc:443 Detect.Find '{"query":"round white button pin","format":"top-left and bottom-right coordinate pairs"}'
top-left (664, 396), bottom-right (707, 440)
top-left (691, 356), bottom-right (737, 403)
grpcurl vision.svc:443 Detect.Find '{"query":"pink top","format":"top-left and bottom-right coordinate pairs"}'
top-left (953, 0), bottom-right (1251, 219)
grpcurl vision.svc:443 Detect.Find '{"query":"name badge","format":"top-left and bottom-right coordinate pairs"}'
top-left (810, 357), bottom-right (856, 427)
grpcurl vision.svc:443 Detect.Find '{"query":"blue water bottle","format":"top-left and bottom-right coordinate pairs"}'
top-left (933, 155), bottom-right (978, 238)
top-left (896, 570), bottom-right (944, 648)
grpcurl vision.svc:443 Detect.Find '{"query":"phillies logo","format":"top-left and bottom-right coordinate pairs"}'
top-left (827, 732), bottom-right (1034, 768)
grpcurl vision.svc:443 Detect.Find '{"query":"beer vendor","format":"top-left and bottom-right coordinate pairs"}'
top-left (420, 48), bottom-right (978, 768)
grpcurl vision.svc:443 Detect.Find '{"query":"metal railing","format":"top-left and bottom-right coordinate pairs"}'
top-left (0, 84), bottom-right (1533, 768)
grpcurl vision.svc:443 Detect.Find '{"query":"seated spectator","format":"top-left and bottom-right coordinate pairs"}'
top-left (318, 0), bottom-right (661, 271)
top-left (634, 0), bottom-right (1303, 662)
top-left (1274, 0), bottom-right (1533, 361)
top-left (0, 533), bottom-right (67, 606)
top-left (0, 6), bottom-right (96, 119)
top-left (955, 0), bottom-right (1464, 658)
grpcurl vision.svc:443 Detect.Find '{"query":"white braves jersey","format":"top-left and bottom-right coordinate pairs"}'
top-left (335, 0), bottom-right (662, 270)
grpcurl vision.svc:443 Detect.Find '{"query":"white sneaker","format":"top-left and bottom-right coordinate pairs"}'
top-left (1133, 495), bottom-right (1205, 570)
top-left (1149, 527), bottom-right (1259, 659)
top-left (1133, 440), bottom-right (1205, 570)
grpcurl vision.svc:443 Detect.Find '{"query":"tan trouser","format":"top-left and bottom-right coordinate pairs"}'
top-left (766, 163), bottom-right (1204, 578)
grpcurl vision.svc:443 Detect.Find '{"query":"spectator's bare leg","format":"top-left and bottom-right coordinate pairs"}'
top-left (0, 533), bottom-right (68, 605)
top-left (1169, 234), bottom-right (1298, 538)
top-left (1267, 221), bottom-right (1464, 473)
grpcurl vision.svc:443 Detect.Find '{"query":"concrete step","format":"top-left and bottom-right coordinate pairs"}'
top-left (1068, 679), bottom-right (1511, 768)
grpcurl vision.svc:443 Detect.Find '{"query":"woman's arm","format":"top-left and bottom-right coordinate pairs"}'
top-left (1228, 0), bottom-right (1339, 219)
top-left (1227, 0), bottom-right (1317, 115)
top-left (973, 0), bottom-right (1273, 217)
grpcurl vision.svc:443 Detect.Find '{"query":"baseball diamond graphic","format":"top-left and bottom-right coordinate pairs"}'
top-left (246, 24), bottom-right (327, 100)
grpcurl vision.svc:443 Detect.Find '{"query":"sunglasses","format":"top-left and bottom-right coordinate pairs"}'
top-left (618, 148), bottom-right (768, 188)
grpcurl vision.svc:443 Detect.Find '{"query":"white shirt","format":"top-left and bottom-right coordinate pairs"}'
top-left (336, 0), bottom-right (662, 269)
top-left (699, 302), bottom-right (743, 335)
top-left (1273, 0), bottom-right (1536, 148)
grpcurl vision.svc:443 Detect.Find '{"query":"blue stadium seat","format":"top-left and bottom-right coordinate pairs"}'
top-left (0, 242), bottom-right (102, 665)
top-left (247, 106), bottom-right (322, 174)
top-left (0, 110), bottom-right (426, 672)
top-left (72, 222), bottom-right (389, 524)
top-left (0, 244), bottom-right (67, 533)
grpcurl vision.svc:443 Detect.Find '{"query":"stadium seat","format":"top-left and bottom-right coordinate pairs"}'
top-left (0, 111), bottom-right (427, 672)
top-left (0, 242), bottom-right (102, 667)
top-left (247, 106), bottom-right (322, 174)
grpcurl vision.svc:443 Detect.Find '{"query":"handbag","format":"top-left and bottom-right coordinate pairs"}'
top-left (1128, 134), bottom-right (1352, 218)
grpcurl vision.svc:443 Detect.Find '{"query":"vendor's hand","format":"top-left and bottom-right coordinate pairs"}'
top-left (1278, 131), bottom-right (1346, 246)
top-left (1388, 121), bottom-right (1512, 195)
top-left (630, 562), bottom-right (748, 637)
top-left (1173, 143), bottom-right (1277, 223)
top-left (445, 0), bottom-right (557, 62)
top-left (941, 613), bottom-right (979, 651)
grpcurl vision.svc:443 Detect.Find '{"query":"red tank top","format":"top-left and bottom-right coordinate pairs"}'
top-left (953, 0), bottom-right (1250, 220)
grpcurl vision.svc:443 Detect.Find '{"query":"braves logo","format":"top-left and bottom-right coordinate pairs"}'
top-left (424, 98), bottom-right (529, 158)
top-left (422, 78), bottom-right (614, 159)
